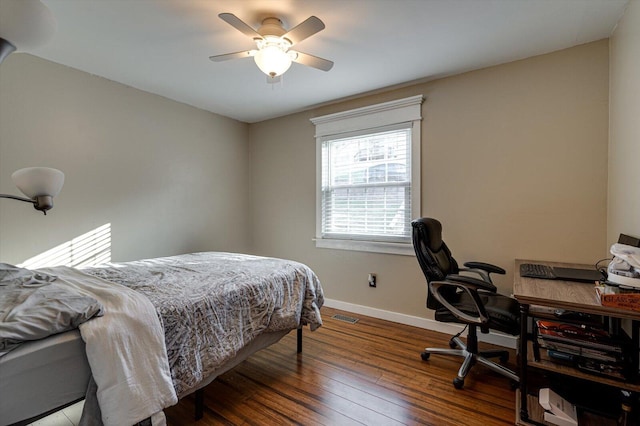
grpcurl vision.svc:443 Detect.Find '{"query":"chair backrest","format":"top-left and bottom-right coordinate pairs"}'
top-left (411, 217), bottom-right (459, 310)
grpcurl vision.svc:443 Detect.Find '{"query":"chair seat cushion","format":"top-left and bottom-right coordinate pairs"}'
top-left (435, 292), bottom-right (520, 335)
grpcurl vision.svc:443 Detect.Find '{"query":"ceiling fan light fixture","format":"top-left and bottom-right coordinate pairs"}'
top-left (212, 13), bottom-right (333, 79)
top-left (254, 43), bottom-right (292, 78)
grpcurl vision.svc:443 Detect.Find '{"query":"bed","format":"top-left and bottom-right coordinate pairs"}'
top-left (0, 252), bottom-right (324, 426)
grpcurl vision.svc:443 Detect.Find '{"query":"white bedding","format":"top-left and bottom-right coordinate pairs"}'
top-left (38, 266), bottom-right (177, 426)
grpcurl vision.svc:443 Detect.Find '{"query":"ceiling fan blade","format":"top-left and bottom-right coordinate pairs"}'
top-left (291, 51), bottom-right (333, 72)
top-left (218, 13), bottom-right (262, 40)
top-left (282, 16), bottom-right (325, 45)
top-left (209, 51), bottom-right (254, 62)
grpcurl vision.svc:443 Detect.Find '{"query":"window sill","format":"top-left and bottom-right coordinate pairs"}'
top-left (314, 238), bottom-right (414, 256)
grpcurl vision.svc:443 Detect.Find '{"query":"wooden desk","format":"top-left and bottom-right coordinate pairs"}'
top-left (514, 259), bottom-right (640, 321)
top-left (513, 259), bottom-right (640, 425)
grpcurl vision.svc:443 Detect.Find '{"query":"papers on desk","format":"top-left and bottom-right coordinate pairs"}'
top-left (539, 388), bottom-right (578, 426)
top-left (608, 243), bottom-right (640, 288)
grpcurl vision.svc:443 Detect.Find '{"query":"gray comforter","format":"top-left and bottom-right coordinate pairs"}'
top-left (82, 252), bottom-right (324, 396)
top-left (0, 264), bottom-right (103, 357)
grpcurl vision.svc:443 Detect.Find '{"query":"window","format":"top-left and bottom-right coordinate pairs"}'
top-left (311, 95), bottom-right (423, 255)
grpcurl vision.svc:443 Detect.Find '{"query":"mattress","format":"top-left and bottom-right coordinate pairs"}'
top-left (0, 328), bottom-right (292, 425)
top-left (0, 330), bottom-right (90, 426)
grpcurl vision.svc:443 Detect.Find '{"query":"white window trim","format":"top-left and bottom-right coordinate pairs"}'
top-left (311, 95), bottom-right (424, 256)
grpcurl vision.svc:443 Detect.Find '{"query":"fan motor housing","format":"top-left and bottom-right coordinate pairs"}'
top-left (258, 17), bottom-right (286, 38)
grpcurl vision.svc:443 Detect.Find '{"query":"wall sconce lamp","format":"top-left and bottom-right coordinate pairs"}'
top-left (0, 2), bottom-right (60, 214)
top-left (0, 0), bottom-right (57, 64)
top-left (0, 167), bottom-right (65, 215)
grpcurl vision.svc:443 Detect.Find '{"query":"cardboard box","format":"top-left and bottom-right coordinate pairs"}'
top-left (539, 388), bottom-right (578, 426)
top-left (543, 411), bottom-right (578, 426)
top-left (596, 285), bottom-right (640, 312)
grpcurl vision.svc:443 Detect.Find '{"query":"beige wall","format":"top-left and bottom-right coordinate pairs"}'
top-left (609, 0), bottom-right (640, 246)
top-left (0, 38), bottom-right (613, 322)
top-left (250, 40), bottom-right (610, 318)
top-left (0, 54), bottom-right (251, 264)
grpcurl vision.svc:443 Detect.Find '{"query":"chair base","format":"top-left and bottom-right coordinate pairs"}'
top-left (421, 335), bottom-right (519, 389)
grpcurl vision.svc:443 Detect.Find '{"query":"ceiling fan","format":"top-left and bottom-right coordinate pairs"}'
top-left (210, 13), bottom-right (333, 82)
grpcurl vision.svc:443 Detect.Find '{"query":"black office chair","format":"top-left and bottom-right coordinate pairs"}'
top-left (411, 217), bottom-right (520, 389)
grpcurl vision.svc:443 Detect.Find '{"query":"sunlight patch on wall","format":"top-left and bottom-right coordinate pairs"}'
top-left (18, 223), bottom-right (112, 269)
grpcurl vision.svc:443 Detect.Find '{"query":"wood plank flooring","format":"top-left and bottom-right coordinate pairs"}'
top-left (165, 307), bottom-right (517, 425)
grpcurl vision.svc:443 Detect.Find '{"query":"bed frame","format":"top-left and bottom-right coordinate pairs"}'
top-left (192, 328), bottom-right (303, 420)
top-left (1, 328), bottom-right (304, 425)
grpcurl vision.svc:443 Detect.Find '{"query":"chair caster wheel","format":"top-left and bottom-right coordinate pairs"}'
top-left (449, 339), bottom-right (457, 349)
top-left (453, 377), bottom-right (464, 389)
top-left (500, 353), bottom-right (509, 363)
top-left (420, 351), bottom-right (430, 361)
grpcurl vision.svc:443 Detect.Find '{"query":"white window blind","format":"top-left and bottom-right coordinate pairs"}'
top-left (311, 95), bottom-right (423, 255)
top-left (321, 125), bottom-right (412, 242)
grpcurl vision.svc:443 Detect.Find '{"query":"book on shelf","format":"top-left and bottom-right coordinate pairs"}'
top-left (576, 357), bottom-right (629, 381)
top-left (546, 349), bottom-right (575, 362)
top-left (537, 337), bottom-right (622, 363)
top-left (542, 348), bottom-right (630, 380)
top-left (536, 319), bottom-right (633, 380)
top-left (536, 319), bottom-right (626, 353)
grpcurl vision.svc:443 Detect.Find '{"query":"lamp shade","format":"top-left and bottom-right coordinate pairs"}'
top-left (12, 167), bottom-right (64, 199)
top-left (254, 45), bottom-right (292, 78)
top-left (0, 0), bottom-right (56, 51)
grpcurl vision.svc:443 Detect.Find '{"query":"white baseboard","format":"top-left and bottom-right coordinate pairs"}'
top-left (323, 298), bottom-right (518, 349)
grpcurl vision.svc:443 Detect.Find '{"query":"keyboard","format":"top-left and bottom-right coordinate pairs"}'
top-left (520, 263), bottom-right (556, 279)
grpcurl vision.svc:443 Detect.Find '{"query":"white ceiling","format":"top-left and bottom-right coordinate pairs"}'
top-left (25, 0), bottom-right (628, 123)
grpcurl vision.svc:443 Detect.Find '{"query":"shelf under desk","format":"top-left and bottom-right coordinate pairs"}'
top-left (513, 259), bottom-right (640, 425)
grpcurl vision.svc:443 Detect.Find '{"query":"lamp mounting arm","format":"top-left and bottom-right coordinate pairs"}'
top-left (0, 193), bottom-right (34, 203)
top-left (0, 193), bottom-right (51, 215)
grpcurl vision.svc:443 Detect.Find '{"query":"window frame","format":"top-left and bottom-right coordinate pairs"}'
top-left (311, 95), bottom-right (424, 255)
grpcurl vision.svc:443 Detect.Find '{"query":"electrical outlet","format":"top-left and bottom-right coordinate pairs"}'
top-left (368, 273), bottom-right (377, 287)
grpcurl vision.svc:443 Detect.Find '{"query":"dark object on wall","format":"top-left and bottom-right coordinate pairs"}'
top-left (619, 234), bottom-right (640, 248)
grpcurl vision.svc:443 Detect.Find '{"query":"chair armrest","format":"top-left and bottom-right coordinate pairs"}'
top-left (429, 279), bottom-right (490, 327)
top-left (447, 274), bottom-right (497, 293)
top-left (460, 261), bottom-right (506, 283)
top-left (463, 261), bottom-right (505, 275)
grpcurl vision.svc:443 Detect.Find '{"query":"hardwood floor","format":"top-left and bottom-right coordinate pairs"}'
top-left (165, 307), bottom-right (517, 425)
